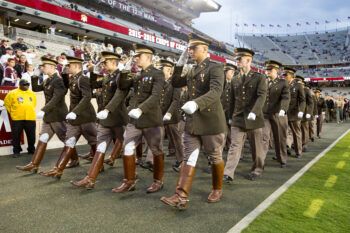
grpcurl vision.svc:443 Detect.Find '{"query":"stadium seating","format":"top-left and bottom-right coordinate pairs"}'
top-left (237, 29), bottom-right (350, 65)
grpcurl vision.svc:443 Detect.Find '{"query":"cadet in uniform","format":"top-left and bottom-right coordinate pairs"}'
top-left (112, 44), bottom-right (165, 194)
top-left (223, 48), bottom-right (267, 182)
top-left (71, 51), bottom-right (128, 189)
top-left (221, 63), bottom-right (236, 151)
top-left (315, 89), bottom-right (326, 138)
top-left (298, 77), bottom-right (314, 152)
top-left (161, 35), bottom-right (226, 210)
top-left (284, 68), bottom-right (305, 158)
top-left (309, 88), bottom-right (318, 142)
top-left (261, 60), bottom-right (290, 168)
top-left (159, 59), bottom-right (183, 172)
top-left (16, 57), bottom-right (68, 173)
top-left (39, 56), bottom-right (97, 179)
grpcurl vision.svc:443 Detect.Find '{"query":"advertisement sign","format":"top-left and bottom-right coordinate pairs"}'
top-left (0, 86), bottom-right (24, 147)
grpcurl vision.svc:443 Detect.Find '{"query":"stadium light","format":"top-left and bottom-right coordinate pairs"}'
top-left (14, 18), bottom-right (19, 22)
top-left (58, 29), bottom-right (62, 32)
top-left (26, 21), bottom-right (31, 25)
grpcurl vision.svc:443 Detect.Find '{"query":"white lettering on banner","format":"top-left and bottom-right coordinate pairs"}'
top-left (0, 110), bottom-right (11, 133)
top-left (107, 0), bottom-right (117, 7)
top-left (128, 28), bottom-right (142, 39)
top-left (128, 29), bottom-right (185, 51)
top-left (0, 140), bottom-right (12, 146)
top-left (101, 0), bottom-right (157, 22)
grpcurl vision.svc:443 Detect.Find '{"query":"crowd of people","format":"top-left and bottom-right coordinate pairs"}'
top-left (0, 33), bottom-right (349, 211)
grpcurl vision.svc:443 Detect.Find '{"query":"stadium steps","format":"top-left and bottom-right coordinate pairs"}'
top-left (304, 35), bottom-right (320, 64)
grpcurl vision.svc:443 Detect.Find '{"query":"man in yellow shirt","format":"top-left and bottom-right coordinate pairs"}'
top-left (4, 79), bottom-right (36, 157)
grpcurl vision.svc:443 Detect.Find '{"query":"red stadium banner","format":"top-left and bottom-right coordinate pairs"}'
top-left (0, 86), bottom-right (24, 147)
top-left (8, 0), bottom-right (227, 63)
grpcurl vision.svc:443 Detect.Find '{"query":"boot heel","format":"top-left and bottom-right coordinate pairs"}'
top-left (54, 173), bottom-right (62, 180)
top-left (128, 185), bottom-right (136, 192)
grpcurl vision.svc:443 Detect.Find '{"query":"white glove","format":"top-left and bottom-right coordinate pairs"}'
top-left (66, 112), bottom-right (77, 120)
top-left (247, 112), bottom-right (256, 120)
top-left (176, 48), bottom-right (189, 67)
top-left (128, 108), bottom-right (142, 119)
top-left (298, 112), bottom-right (304, 119)
top-left (228, 119), bottom-right (232, 125)
top-left (96, 109), bottom-right (109, 120)
top-left (0, 99), bottom-right (4, 107)
top-left (278, 110), bottom-right (286, 117)
top-left (306, 114), bottom-right (311, 119)
top-left (315, 115), bottom-right (319, 119)
top-left (37, 110), bottom-right (45, 119)
top-left (163, 113), bottom-right (172, 121)
top-left (181, 101), bottom-right (198, 114)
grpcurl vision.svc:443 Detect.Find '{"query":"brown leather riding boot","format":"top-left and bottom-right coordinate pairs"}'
top-left (79, 144), bottom-right (97, 162)
top-left (135, 144), bottom-right (143, 165)
top-left (66, 147), bottom-right (80, 168)
top-left (207, 160), bottom-right (224, 203)
top-left (112, 155), bottom-right (137, 193)
top-left (71, 151), bottom-right (105, 189)
top-left (160, 163), bottom-right (195, 210)
top-left (104, 140), bottom-right (123, 166)
top-left (147, 153), bottom-right (164, 193)
top-left (16, 141), bottom-right (47, 173)
top-left (40, 146), bottom-right (75, 180)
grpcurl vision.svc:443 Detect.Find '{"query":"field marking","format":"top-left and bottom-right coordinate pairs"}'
top-left (336, 161), bottom-right (346, 169)
top-left (303, 199), bottom-right (324, 218)
top-left (227, 128), bottom-right (350, 233)
top-left (324, 175), bottom-right (337, 188)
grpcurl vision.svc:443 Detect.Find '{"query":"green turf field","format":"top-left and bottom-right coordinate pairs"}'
top-left (243, 131), bottom-right (350, 233)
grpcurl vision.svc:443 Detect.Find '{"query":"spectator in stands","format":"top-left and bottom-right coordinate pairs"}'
top-left (11, 38), bottom-right (28, 52)
top-left (0, 47), bottom-right (14, 67)
top-left (14, 55), bottom-right (28, 78)
top-left (74, 45), bottom-right (84, 59)
top-left (49, 25), bottom-right (56, 35)
top-left (0, 39), bottom-right (9, 56)
top-left (22, 49), bottom-right (36, 65)
top-left (67, 45), bottom-right (75, 57)
top-left (56, 55), bottom-right (67, 74)
top-left (20, 63), bottom-right (35, 88)
top-left (14, 49), bottom-right (23, 62)
top-left (2, 58), bottom-right (18, 86)
top-left (37, 40), bottom-right (47, 49)
top-left (3, 78), bottom-right (36, 158)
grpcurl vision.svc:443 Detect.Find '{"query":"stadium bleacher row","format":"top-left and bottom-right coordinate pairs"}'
top-left (238, 29), bottom-right (350, 65)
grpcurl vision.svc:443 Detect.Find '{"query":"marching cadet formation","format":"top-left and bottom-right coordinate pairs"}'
top-left (15, 34), bottom-right (326, 210)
